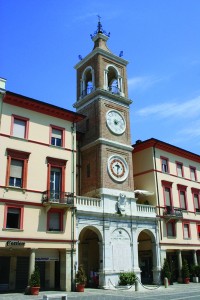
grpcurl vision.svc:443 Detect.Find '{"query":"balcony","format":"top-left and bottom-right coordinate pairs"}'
top-left (163, 206), bottom-right (183, 220)
top-left (42, 191), bottom-right (75, 209)
top-left (76, 196), bottom-right (157, 218)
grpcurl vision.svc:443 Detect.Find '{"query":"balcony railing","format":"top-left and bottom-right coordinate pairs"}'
top-left (163, 206), bottom-right (183, 219)
top-left (107, 86), bottom-right (120, 95)
top-left (81, 87), bottom-right (93, 97)
top-left (137, 204), bottom-right (156, 214)
top-left (43, 191), bottom-right (75, 206)
top-left (76, 196), bottom-right (102, 207)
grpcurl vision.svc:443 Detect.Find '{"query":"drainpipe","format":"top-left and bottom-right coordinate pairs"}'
top-left (153, 144), bottom-right (162, 240)
top-left (71, 122), bottom-right (76, 291)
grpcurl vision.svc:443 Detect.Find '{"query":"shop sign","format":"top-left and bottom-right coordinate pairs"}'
top-left (35, 249), bottom-right (59, 261)
top-left (35, 257), bottom-right (59, 262)
top-left (6, 240), bottom-right (25, 246)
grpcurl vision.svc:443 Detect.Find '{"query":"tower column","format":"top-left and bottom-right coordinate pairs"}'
top-left (152, 241), bottom-right (161, 284)
top-left (193, 250), bottom-right (198, 266)
top-left (29, 249), bottom-right (36, 279)
top-left (131, 226), bottom-right (141, 279)
top-left (104, 69), bottom-right (108, 90)
top-left (177, 250), bottom-right (182, 283)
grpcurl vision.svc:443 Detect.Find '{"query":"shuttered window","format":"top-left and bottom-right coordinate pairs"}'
top-left (51, 128), bottom-right (62, 147)
top-left (47, 209), bottom-right (63, 232)
top-left (180, 191), bottom-right (186, 209)
top-left (13, 119), bottom-right (26, 138)
top-left (9, 159), bottom-right (23, 187)
top-left (165, 187), bottom-right (171, 206)
top-left (183, 223), bottom-right (190, 239)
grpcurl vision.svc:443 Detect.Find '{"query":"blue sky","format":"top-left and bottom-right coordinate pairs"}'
top-left (1, 1), bottom-right (200, 154)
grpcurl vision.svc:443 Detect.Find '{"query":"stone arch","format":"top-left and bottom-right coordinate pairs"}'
top-left (137, 229), bottom-right (156, 284)
top-left (78, 226), bottom-right (102, 287)
top-left (80, 66), bottom-right (95, 97)
top-left (104, 64), bottom-right (123, 95)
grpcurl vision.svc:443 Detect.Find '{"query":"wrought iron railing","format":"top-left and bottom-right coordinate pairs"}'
top-left (43, 191), bottom-right (75, 206)
top-left (107, 86), bottom-right (120, 94)
top-left (163, 206), bottom-right (183, 218)
top-left (81, 87), bottom-right (93, 97)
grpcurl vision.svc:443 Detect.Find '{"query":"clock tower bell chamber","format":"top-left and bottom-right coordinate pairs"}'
top-left (74, 20), bottom-right (134, 198)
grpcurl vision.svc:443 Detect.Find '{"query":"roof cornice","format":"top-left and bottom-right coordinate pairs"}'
top-left (133, 138), bottom-right (200, 163)
top-left (4, 91), bottom-right (85, 123)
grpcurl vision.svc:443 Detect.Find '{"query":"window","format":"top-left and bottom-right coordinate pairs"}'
top-left (50, 125), bottom-right (64, 147)
top-left (47, 209), bottom-right (63, 231)
top-left (81, 66), bottom-right (94, 97)
top-left (192, 188), bottom-right (200, 212)
top-left (4, 205), bottom-right (24, 229)
top-left (162, 181), bottom-right (173, 209)
top-left (178, 185), bottom-right (188, 210)
top-left (183, 223), bottom-right (190, 239)
top-left (197, 225), bottom-right (200, 239)
top-left (9, 159), bottom-right (23, 187)
top-left (190, 166), bottom-right (197, 181)
top-left (11, 115), bottom-right (29, 139)
top-left (164, 187), bottom-right (172, 206)
top-left (47, 157), bottom-right (67, 201)
top-left (180, 191), bottom-right (187, 210)
top-left (161, 157), bottom-right (169, 173)
top-left (176, 162), bottom-right (184, 177)
top-left (167, 221), bottom-right (176, 237)
top-left (50, 167), bottom-right (61, 200)
top-left (6, 149), bottom-right (30, 189)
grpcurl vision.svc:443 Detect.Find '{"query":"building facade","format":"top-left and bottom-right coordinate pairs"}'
top-left (74, 21), bottom-right (161, 287)
top-left (133, 138), bottom-right (200, 282)
top-left (0, 79), bottom-right (84, 292)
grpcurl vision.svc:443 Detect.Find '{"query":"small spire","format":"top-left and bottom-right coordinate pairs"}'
top-left (90, 15), bottom-right (110, 39)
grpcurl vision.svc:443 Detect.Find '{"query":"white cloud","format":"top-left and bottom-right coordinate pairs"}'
top-left (128, 75), bottom-right (164, 91)
top-left (178, 121), bottom-right (200, 138)
top-left (136, 96), bottom-right (200, 119)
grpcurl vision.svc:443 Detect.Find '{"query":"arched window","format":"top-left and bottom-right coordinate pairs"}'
top-left (107, 67), bottom-right (119, 94)
top-left (80, 67), bottom-right (95, 98)
top-left (104, 65), bottom-right (123, 96)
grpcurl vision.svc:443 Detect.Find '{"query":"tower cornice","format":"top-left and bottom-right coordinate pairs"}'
top-left (73, 88), bottom-right (132, 110)
top-left (80, 137), bottom-right (133, 152)
top-left (74, 47), bottom-right (128, 70)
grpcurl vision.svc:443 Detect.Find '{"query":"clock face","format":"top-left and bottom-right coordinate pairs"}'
top-left (106, 110), bottom-right (126, 135)
top-left (107, 155), bottom-right (129, 182)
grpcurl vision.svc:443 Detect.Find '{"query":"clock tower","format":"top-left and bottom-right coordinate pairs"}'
top-left (74, 19), bottom-right (134, 198)
top-left (74, 20), bottom-right (161, 288)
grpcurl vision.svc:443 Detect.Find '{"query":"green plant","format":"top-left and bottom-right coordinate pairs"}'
top-left (190, 265), bottom-right (200, 277)
top-left (75, 265), bottom-right (87, 285)
top-left (118, 272), bottom-right (136, 286)
top-left (182, 259), bottom-right (190, 279)
top-left (29, 265), bottom-right (40, 287)
top-left (162, 259), bottom-right (171, 281)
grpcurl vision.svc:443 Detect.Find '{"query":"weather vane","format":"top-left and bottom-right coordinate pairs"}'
top-left (90, 15), bottom-right (110, 39)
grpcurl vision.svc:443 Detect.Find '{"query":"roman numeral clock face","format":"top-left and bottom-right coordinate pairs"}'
top-left (106, 110), bottom-right (126, 135)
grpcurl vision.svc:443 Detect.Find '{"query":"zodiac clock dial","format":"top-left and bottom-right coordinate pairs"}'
top-left (107, 155), bottom-right (129, 182)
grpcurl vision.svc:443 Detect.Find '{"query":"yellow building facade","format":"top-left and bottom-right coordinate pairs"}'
top-left (133, 138), bottom-right (200, 282)
top-left (0, 79), bottom-right (84, 292)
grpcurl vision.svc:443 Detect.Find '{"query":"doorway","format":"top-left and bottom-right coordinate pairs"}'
top-left (78, 227), bottom-right (100, 287)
